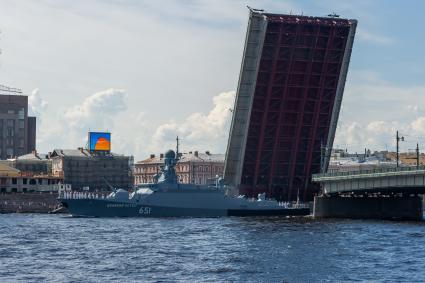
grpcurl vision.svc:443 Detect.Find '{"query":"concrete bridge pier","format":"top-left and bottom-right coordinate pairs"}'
top-left (313, 195), bottom-right (423, 221)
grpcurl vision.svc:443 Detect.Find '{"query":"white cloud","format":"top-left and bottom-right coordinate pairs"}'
top-left (63, 88), bottom-right (127, 131)
top-left (149, 91), bottom-right (235, 154)
top-left (410, 117), bottom-right (425, 135)
top-left (341, 84), bottom-right (425, 131)
top-left (334, 117), bottom-right (425, 153)
top-left (335, 70), bottom-right (425, 152)
top-left (35, 89), bottom-right (234, 160)
top-left (28, 88), bottom-right (48, 117)
top-left (35, 88), bottom-right (128, 151)
top-left (366, 121), bottom-right (398, 135)
top-left (0, 0), bottom-right (251, 156)
top-left (407, 105), bottom-right (419, 114)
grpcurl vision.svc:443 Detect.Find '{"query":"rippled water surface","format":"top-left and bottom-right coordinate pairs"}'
top-left (1, 214), bottom-right (425, 282)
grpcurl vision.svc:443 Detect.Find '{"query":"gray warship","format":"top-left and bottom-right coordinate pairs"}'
top-left (59, 147), bottom-right (310, 217)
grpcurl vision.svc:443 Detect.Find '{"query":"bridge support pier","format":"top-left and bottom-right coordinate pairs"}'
top-left (313, 195), bottom-right (423, 221)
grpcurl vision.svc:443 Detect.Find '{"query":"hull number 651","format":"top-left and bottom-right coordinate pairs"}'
top-left (139, 206), bottom-right (151, 215)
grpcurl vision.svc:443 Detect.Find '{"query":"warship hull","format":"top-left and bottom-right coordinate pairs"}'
top-left (60, 198), bottom-right (310, 218)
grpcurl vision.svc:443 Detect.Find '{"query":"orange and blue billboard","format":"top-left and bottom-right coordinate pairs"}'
top-left (89, 132), bottom-right (111, 152)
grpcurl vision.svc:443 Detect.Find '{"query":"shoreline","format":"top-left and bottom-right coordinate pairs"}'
top-left (0, 192), bottom-right (61, 214)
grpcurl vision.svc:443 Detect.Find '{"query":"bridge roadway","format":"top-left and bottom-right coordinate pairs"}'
top-left (311, 166), bottom-right (425, 221)
top-left (312, 166), bottom-right (425, 195)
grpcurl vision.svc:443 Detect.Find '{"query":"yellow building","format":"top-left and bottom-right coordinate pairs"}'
top-left (0, 163), bottom-right (62, 193)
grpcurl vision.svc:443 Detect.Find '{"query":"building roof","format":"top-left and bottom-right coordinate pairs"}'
top-left (15, 152), bottom-right (50, 161)
top-left (0, 163), bottom-right (21, 177)
top-left (180, 152), bottom-right (224, 163)
top-left (50, 148), bottom-right (129, 159)
top-left (51, 149), bottom-right (91, 157)
top-left (136, 151), bottom-right (225, 165)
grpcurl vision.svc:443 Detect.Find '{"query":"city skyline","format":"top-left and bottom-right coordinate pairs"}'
top-left (1, 0), bottom-right (425, 159)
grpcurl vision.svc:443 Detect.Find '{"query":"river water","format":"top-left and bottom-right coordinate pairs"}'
top-left (1, 214), bottom-right (425, 282)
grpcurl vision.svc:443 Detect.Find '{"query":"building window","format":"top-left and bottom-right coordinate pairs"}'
top-left (7, 128), bottom-right (14, 137)
top-left (18, 120), bottom-right (24, 129)
top-left (12, 178), bottom-right (17, 185)
top-left (18, 108), bottom-right (24, 119)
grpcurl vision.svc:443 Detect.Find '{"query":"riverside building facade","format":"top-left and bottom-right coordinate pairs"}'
top-left (0, 163), bottom-right (62, 193)
top-left (0, 85), bottom-right (36, 159)
top-left (134, 151), bottom-right (225, 185)
top-left (51, 148), bottom-right (133, 191)
top-left (0, 151), bottom-right (52, 174)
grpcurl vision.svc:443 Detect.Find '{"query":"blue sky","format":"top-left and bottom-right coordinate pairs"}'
top-left (1, 0), bottom-right (424, 159)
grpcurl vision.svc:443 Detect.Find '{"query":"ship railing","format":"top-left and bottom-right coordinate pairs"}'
top-left (59, 191), bottom-right (106, 200)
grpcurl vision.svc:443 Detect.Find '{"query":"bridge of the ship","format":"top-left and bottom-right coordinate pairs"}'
top-left (312, 166), bottom-right (425, 195)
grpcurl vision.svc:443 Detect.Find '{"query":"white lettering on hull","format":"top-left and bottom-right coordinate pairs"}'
top-left (106, 203), bottom-right (137, 208)
top-left (138, 207), bottom-right (151, 215)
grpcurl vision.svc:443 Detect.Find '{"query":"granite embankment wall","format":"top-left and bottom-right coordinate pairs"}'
top-left (313, 195), bottom-right (423, 221)
top-left (0, 193), bottom-right (61, 213)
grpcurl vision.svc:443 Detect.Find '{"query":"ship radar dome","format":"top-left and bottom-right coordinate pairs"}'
top-left (164, 150), bottom-right (176, 159)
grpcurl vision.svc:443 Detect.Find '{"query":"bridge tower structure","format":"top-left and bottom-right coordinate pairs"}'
top-left (224, 9), bottom-right (357, 201)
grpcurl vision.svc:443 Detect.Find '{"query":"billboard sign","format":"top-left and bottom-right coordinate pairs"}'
top-left (89, 132), bottom-right (111, 152)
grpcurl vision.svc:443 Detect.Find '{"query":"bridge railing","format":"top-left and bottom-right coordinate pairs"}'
top-left (312, 165), bottom-right (425, 180)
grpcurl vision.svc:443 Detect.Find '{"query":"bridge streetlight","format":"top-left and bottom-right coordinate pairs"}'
top-left (416, 143), bottom-right (420, 169)
top-left (396, 131), bottom-right (404, 168)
